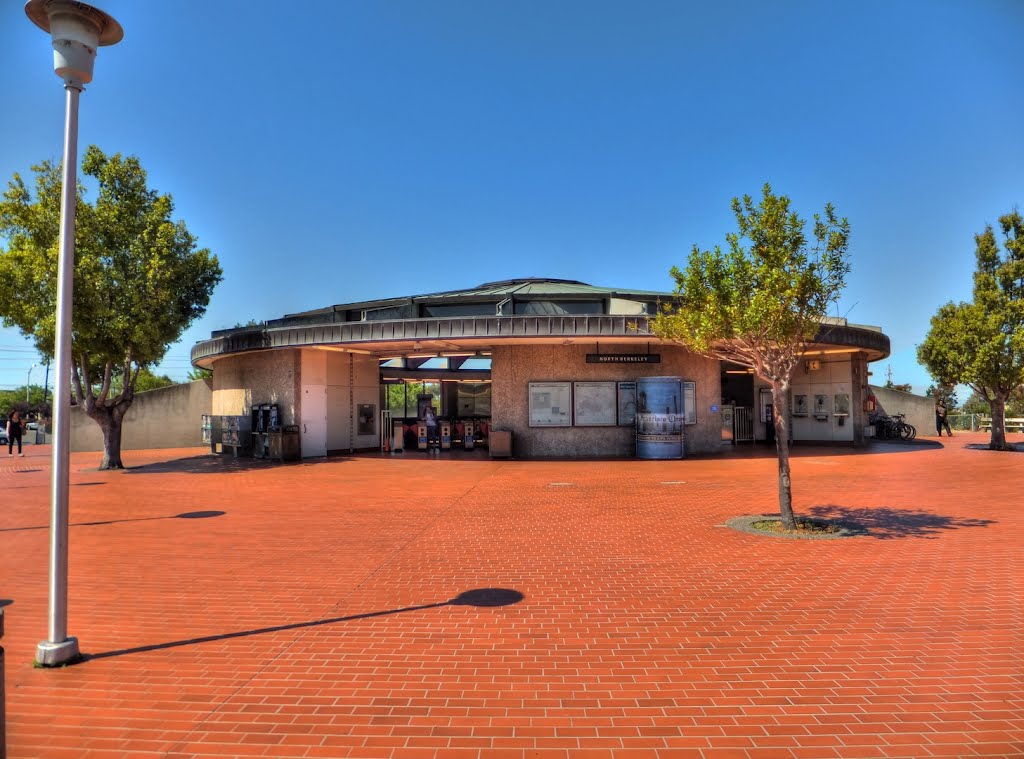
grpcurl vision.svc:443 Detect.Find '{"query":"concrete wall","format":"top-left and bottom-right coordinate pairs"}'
top-left (490, 344), bottom-right (721, 457)
top-left (212, 349), bottom-right (300, 423)
top-left (70, 379), bottom-right (212, 452)
top-left (869, 384), bottom-right (936, 434)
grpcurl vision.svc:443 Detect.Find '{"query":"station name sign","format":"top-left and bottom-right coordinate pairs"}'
top-left (586, 354), bottom-right (661, 364)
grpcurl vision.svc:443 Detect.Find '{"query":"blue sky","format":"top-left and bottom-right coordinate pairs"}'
top-left (1, 0), bottom-right (1022, 398)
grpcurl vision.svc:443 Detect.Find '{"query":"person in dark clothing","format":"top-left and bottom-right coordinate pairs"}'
top-left (7, 410), bottom-right (25, 456)
top-left (935, 399), bottom-right (953, 437)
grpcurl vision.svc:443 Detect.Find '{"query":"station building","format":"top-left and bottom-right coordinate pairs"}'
top-left (189, 278), bottom-right (890, 458)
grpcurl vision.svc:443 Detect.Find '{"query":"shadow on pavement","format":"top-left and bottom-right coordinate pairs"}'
top-left (0, 510), bottom-right (225, 533)
top-left (122, 453), bottom-right (360, 475)
top-left (806, 504), bottom-right (996, 539)
top-left (964, 442), bottom-right (1024, 452)
top-left (82, 588), bottom-right (524, 662)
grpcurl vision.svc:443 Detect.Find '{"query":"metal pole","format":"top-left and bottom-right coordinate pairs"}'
top-left (26, 365), bottom-right (35, 403)
top-left (36, 84), bottom-right (81, 667)
top-left (37, 361), bottom-right (50, 444)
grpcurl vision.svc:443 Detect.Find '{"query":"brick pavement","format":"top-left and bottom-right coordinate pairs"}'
top-left (1, 434), bottom-right (1022, 759)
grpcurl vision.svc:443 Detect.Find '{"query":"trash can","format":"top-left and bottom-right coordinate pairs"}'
top-left (489, 429), bottom-right (512, 458)
top-left (270, 426), bottom-right (301, 461)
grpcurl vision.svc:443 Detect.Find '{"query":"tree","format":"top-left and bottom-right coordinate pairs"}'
top-left (885, 382), bottom-right (914, 393)
top-left (651, 184), bottom-right (850, 529)
top-left (187, 367), bottom-right (213, 382)
top-left (918, 211), bottom-right (1024, 450)
top-left (109, 367), bottom-right (175, 394)
top-left (0, 146), bottom-right (222, 468)
top-left (925, 383), bottom-right (958, 410)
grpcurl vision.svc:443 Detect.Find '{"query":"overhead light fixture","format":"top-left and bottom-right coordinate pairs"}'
top-left (407, 354), bottom-right (438, 359)
top-left (412, 342), bottom-right (422, 351)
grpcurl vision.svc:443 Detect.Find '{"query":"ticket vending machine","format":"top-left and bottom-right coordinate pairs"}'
top-left (440, 421), bottom-right (452, 450)
top-left (417, 423), bottom-right (428, 450)
top-left (392, 420), bottom-right (404, 452)
top-left (463, 421), bottom-right (474, 450)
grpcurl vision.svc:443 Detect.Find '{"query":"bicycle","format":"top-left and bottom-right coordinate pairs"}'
top-left (876, 411), bottom-right (917, 440)
top-left (871, 412), bottom-right (916, 441)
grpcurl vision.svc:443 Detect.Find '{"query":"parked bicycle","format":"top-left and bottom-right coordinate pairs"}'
top-left (871, 412), bottom-right (916, 440)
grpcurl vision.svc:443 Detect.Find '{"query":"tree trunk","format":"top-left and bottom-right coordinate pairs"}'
top-left (771, 380), bottom-right (796, 530)
top-left (86, 402), bottom-right (129, 470)
top-left (990, 394), bottom-right (1010, 451)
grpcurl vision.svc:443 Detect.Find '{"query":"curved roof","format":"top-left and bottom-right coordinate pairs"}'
top-left (191, 278), bottom-right (890, 367)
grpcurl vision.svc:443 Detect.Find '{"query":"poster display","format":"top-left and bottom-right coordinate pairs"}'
top-left (528, 382), bottom-right (572, 427)
top-left (683, 381), bottom-right (696, 425)
top-left (617, 381), bottom-right (637, 426)
top-left (573, 382), bottom-right (617, 426)
top-left (636, 376), bottom-right (684, 459)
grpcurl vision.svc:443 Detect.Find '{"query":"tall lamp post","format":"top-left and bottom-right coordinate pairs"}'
top-left (25, 0), bottom-right (123, 667)
top-left (26, 363), bottom-right (36, 403)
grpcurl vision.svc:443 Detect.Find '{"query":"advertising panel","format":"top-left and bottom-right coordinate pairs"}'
top-left (635, 377), bottom-right (684, 459)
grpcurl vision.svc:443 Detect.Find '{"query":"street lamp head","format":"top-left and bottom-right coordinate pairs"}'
top-left (25, 0), bottom-right (123, 88)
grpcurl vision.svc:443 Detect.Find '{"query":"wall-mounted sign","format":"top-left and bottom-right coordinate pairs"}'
top-left (528, 382), bottom-right (572, 427)
top-left (586, 354), bottom-right (661, 364)
top-left (574, 381), bottom-right (617, 426)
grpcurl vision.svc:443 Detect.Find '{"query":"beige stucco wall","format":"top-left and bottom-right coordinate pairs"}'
top-left (212, 349), bottom-right (299, 424)
top-left (70, 379), bottom-right (212, 452)
top-left (325, 351), bottom-right (381, 453)
top-left (789, 358), bottom-right (857, 442)
top-left (490, 344), bottom-right (721, 457)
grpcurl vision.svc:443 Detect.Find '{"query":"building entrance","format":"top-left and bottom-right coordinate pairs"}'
top-left (721, 363), bottom-right (755, 444)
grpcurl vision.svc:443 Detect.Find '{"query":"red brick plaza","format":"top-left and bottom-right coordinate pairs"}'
top-left (2, 434), bottom-right (1022, 759)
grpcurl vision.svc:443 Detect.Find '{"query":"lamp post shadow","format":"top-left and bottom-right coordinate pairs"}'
top-left (81, 588), bottom-right (525, 663)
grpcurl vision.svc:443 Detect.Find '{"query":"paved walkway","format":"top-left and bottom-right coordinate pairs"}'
top-left (1, 435), bottom-right (1022, 758)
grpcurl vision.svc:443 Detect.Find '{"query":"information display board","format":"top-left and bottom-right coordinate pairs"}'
top-left (617, 381), bottom-right (637, 426)
top-left (683, 381), bottom-right (697, 425)
top-left (573, 381), bottom-right (617, 426)
top-left (528, 382), bottom-right (572, 427)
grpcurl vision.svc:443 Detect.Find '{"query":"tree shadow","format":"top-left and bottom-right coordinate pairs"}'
top-left (0, 510), bottom-right (225, 533)
top-left (805, 504), bottom-right (996, 539)
top-left (81, 588), bottom-right (524, 662)
top-left (122, 453), bottom-right (354, 475)
top-left (965, 442), bottom-right (1024, 452)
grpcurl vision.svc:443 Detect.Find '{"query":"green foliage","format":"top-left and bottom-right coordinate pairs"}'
top-left (187, 367), bottom-right (213, 381)
top-left (960, 390), bottom-right (990, 416)
top-left (651, 183), bottom-right (850, 382)
top-left (885, 382), bottom-right (914, 393)
top-left (109, 367), bottom-right (175, 394)
top-left (651, 184), bottom-right (851, 528)
top-left (0, 146), bottom-right (223, 467)
top-left (925, 383), bottom-right (958, 410)
top-left (0, 385), bottom-right (49, 417)
top-left (918, 211), bottom-right (1024, 449)
top-left (962, 387), bottom-right (1024, 417)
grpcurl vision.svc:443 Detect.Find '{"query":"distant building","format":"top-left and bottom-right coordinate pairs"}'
top-left (190, 278), bottom-right (889, 458)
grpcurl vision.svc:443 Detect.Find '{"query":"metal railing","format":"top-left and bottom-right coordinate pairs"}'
top-left (734, 407), bottom-right (754, 443)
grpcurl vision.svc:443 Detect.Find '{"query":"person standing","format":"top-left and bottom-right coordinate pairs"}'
top-left (6, 409), bottom-right (25, 456)
top-left (935, 398), bottom-right (953, 437)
